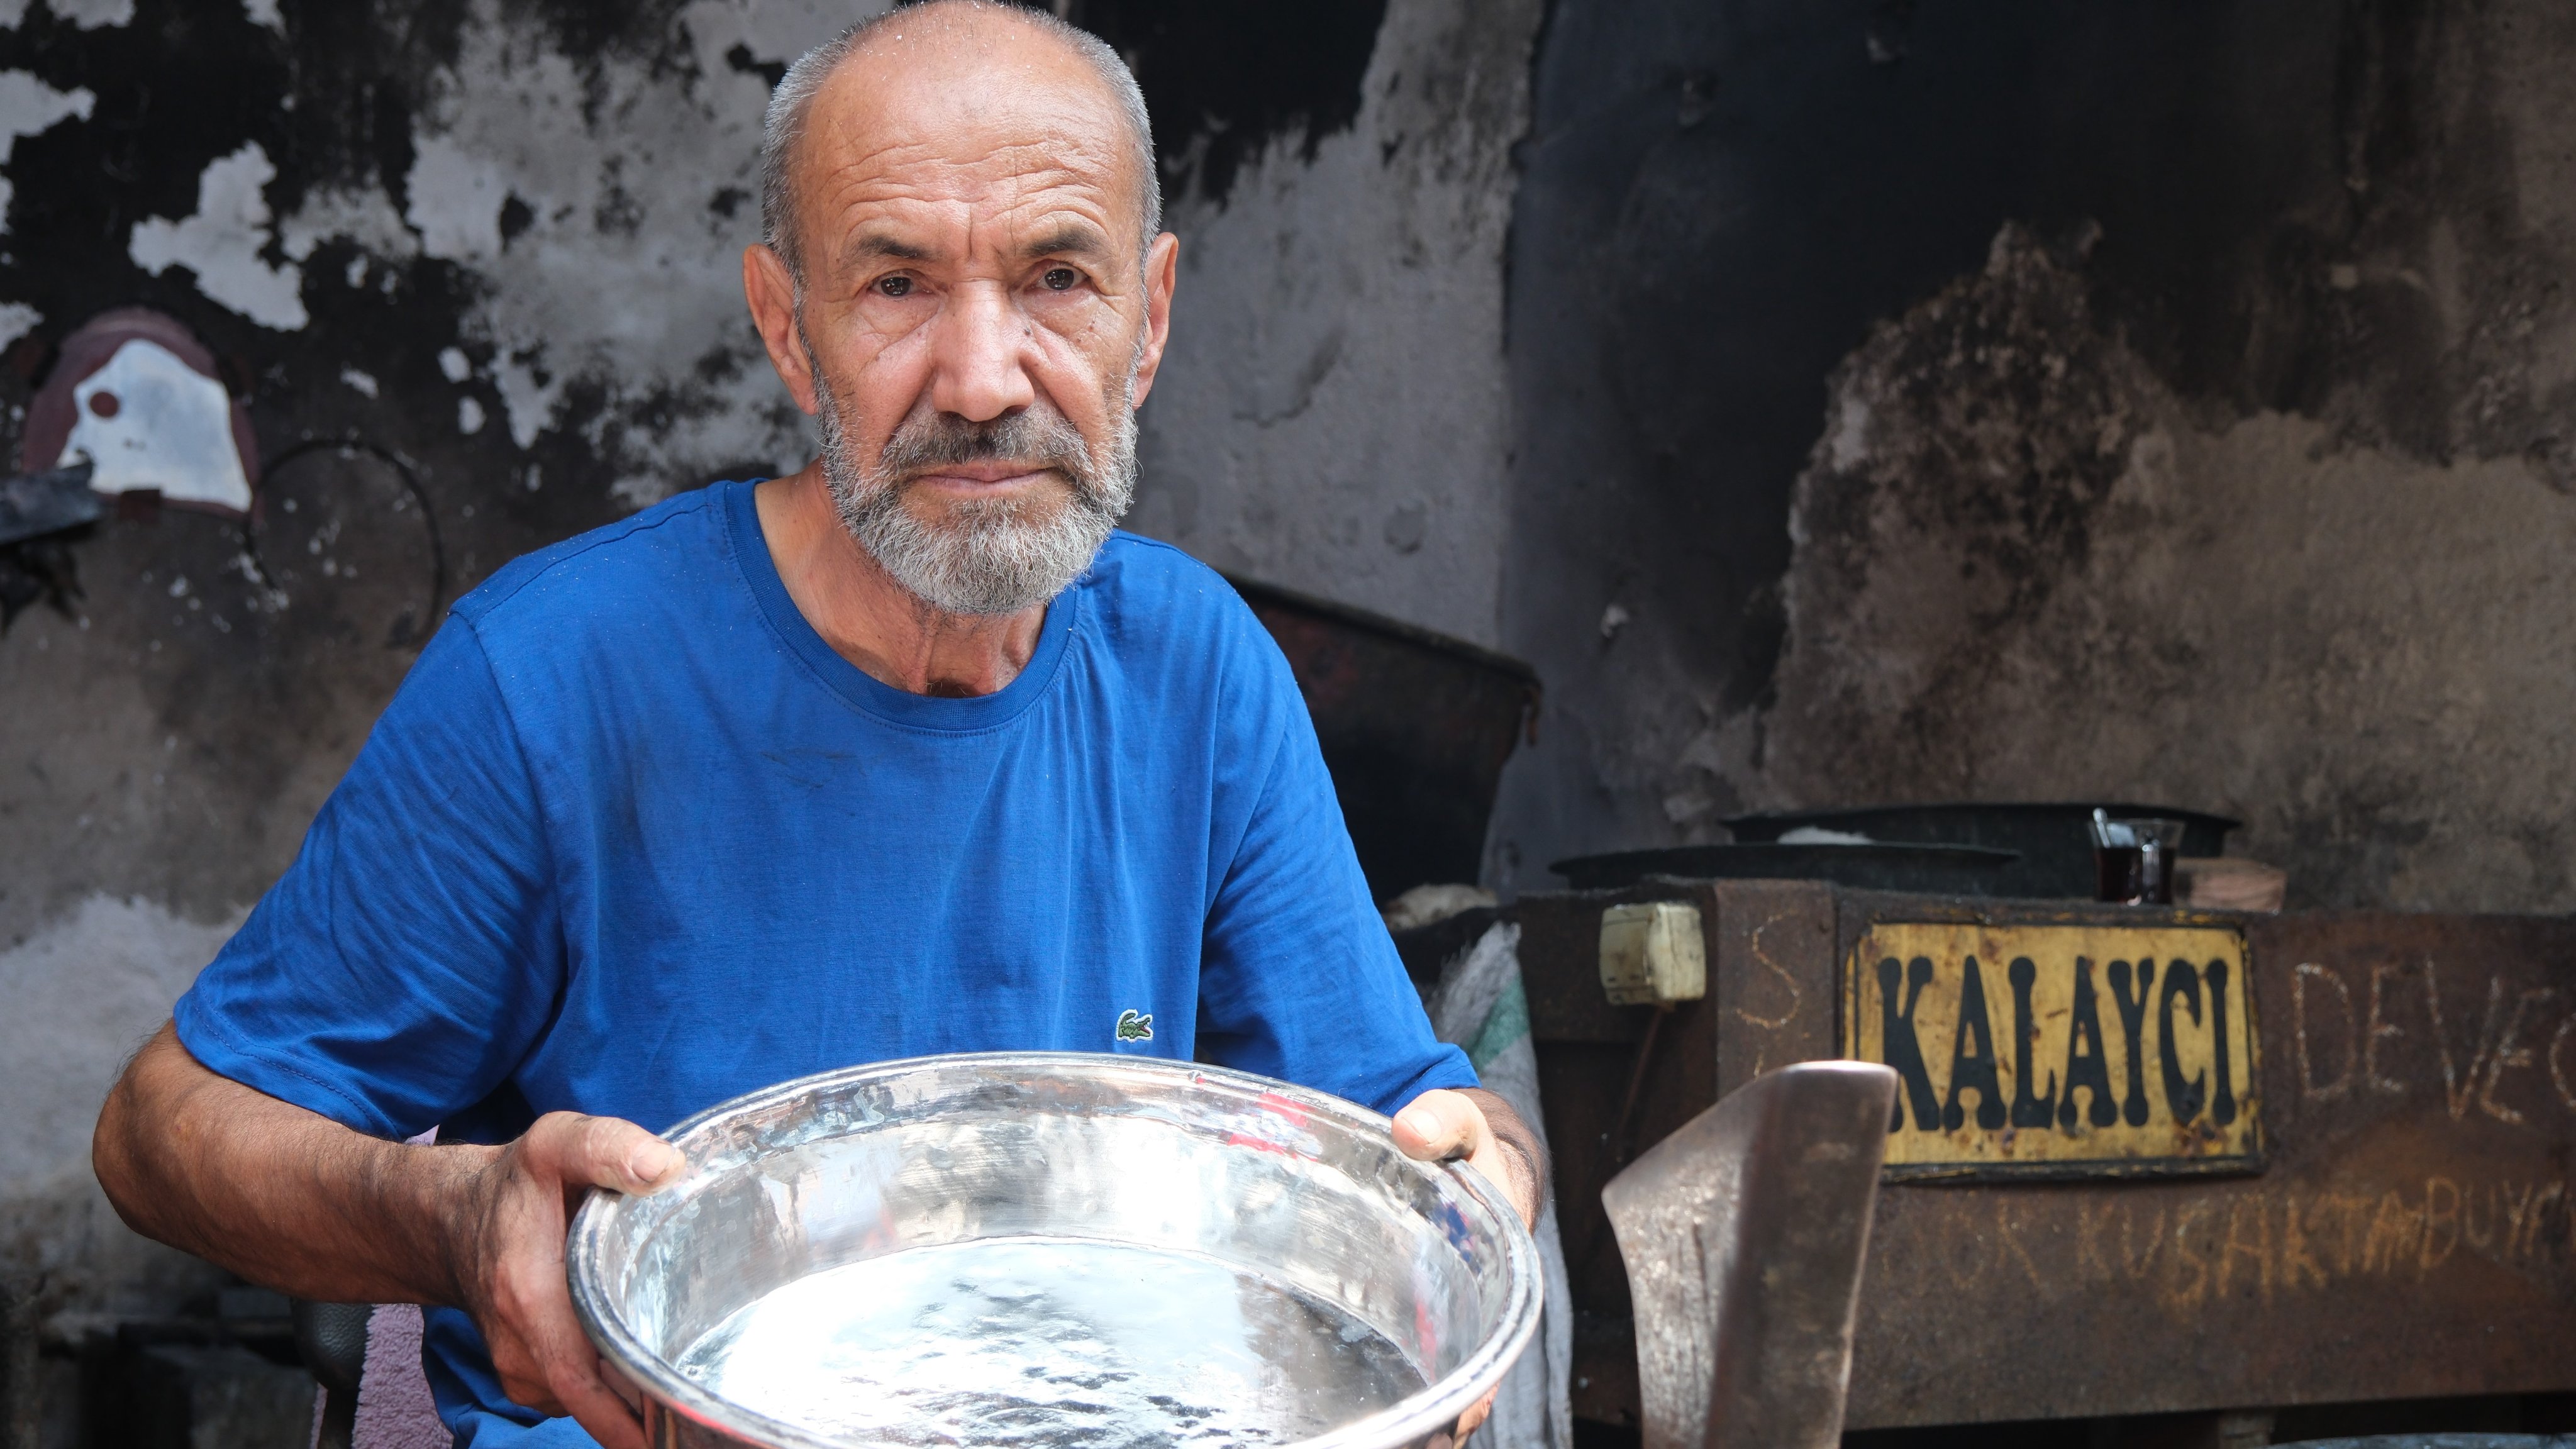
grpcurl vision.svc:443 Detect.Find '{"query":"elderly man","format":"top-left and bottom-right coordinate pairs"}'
top-left (91, 4), bottom-right (1542, 1447)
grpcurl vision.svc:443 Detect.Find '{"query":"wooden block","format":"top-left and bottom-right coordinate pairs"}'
top-left (2178, 857), bottom-right (2288, 913)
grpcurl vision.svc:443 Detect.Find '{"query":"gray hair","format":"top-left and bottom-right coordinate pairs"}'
top-left (758, 1), bottom-right (1162, 286)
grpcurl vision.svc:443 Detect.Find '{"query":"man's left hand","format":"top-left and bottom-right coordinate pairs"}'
top-left (1391, 1087), bottom-right (1547, 1446)
top-left (1392, 1086), bottom-right (1544, 1229)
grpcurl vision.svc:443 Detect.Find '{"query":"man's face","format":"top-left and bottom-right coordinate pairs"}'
top-left (753, 23), bottom-right (1177, 616)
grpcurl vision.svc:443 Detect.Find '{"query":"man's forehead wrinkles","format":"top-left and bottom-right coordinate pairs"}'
top-left (810, 125), bottom-right (1109, 201)
top-left (799, 78), bottom-right (1138, 229)
top-left (819, 131), bottom-right (1113, 189)
top-left (819, 162), bottom-right (1101, 209)
top-left (814, 158), bottom-right (1124, 270)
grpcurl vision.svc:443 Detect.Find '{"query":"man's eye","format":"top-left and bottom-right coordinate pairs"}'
top-left (875, 275), bottom-right (913, 298)
top-left (1042, 267), bottom-right (1079, 292)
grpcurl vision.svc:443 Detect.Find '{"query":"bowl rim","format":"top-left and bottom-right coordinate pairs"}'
top-left (566, 1050), bottom-right (1543, 1449)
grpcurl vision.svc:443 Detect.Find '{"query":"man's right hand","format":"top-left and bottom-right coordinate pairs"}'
top-left (450, 1112), bottom-right (688, 1447)
top-left (94, 1026), bottom-right (687, 1449)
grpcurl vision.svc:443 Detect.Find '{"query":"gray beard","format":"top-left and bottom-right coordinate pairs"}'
top-left (808, 347), bottom-right (1138, 618)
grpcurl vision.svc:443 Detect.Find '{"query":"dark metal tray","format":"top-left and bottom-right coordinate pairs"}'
top-left (1548, 842), bottom-right (2018, 894)
top-left (1722, 801), bottom-right (2238, 899)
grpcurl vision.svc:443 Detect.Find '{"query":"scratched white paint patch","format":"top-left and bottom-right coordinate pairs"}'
top-left (0, 2), bottom-right (28, 29)
top-left (58, 338), bottom-right (256, 511)
top-left (0, 68), bottom-right (95, 235)
top-left (43, 0), bottom-right (132, 29)
top-left (487, 351), bottom-right (562, 450)
top-left (0, 69), bottom-right (93, 157)
top-left (684, 0), bottom-right (872, 64)
top-left (0, 299), bottom-right (37, 349)
top-left (0, 894), bottom-right (239, 1197)
top-left (385, 0), bottom-right (884, 492)
top-left (402, 133), bottom-right (506, 263)
top-left (279, 182), bottom-right (418, 267)
top-left (240, 0), bottom-right (282, 33)
top-left (128, 142), bottom-right (308, 331)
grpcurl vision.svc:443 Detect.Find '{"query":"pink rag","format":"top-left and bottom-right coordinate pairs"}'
top-left (352, 1304), bottom-right (448, 1449)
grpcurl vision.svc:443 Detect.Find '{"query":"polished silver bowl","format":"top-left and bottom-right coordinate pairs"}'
top-left (567, 1053), bottom-right (1541, 1449)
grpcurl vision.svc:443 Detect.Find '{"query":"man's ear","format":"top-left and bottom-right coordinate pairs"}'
top-left (743, 243), bottom-right (820, 416)
top-left (1127, 230), bottom-right (1180, 409)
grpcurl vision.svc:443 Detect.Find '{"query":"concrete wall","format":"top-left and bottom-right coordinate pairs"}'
top-left (0, 0), bottom-right (1543, 1324)
top-left (1120, 0), bottom-right (1539, 649)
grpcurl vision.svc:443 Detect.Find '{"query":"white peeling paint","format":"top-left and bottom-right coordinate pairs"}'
top-left (402, 133), bottom-right (506, 263)
top-left (0, 68), bottom-right (94, 236)
top-left (43, 0), bottom-right (131, 30)
top-left (266, 0), bottom-right (879, 482)
top-left (491, 349), bottom-right (562, 450)
top-left (684, 0), bottom-right (872, 68)
top-left (0, 299), bottom-right (38, 350)
top-left (0, 69), bottom-right (93, 159)
top-left (128, 142), bottom-right (308, 331)
top-left (279, 182), bottom-right (418, 267)
top-left (242, 0), bottom-right (282, 33)
top-left (374, 0), bottom-right (884, 484)
top-left (0, 894), bottom-right (239, 1198)
top-left (437, 346), bottom-right (472, 382)
top-left (59, 338), bottom-right (256, 512)
top-left (340, 366), bottom-right (379, 398)
top-left (458, 395), bottom-right (486, 435)
top-left (0, 2), bottom-right (28, 30)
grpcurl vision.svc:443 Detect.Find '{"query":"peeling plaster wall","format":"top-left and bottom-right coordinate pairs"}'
top-left (0, 0), bottom-right (1542, 1324)
top-left (0, 0), bottom-right (863, 1316)
top-left (1491, 0), bottom-right (2576, 912)
top-left (0, 896), bottom-right (242, 1313)
top-left (1765, 225), bottom-right (2576, 911)
top-left (1120, 0), bottom-right (1540, 649)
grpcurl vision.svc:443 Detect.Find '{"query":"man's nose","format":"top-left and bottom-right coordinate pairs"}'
top-left (927, 280), bottom-right (1038, 423)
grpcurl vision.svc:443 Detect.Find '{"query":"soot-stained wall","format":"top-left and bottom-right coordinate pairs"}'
top-left (15, 0), bottom-right (2574, 1343)
top-left (1488, 0), bottom-right (2576, 914)
top-left (0, 0), bottom-right (1541, 1323)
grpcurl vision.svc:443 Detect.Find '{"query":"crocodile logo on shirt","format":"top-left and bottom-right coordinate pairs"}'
top-left (1115, 1009), bottom-right (1154, 1043)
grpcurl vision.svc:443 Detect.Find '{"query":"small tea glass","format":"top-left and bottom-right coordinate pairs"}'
top-left (2090, 811), bottom-right (2187, 904)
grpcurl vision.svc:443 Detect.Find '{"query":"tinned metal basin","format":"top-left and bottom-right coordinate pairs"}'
top-left (567, 1053), bottom-right (1542, 1449)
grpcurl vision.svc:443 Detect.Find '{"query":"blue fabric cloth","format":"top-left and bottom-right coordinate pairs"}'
top-left (174, 479), bottom-right (1474, 1447)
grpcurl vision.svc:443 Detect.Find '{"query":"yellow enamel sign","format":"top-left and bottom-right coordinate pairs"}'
top-left (1843, 921), bottom-right (2262, 1179)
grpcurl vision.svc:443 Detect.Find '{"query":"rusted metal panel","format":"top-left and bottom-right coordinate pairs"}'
top-left (1519, 882), bottom-right (1718, 1311)
top-left (1845, 899), bottom-right (2576, 1426)
top-left (1515, 883), bottom-right (2576, 1430)
top-left (1844, 919), bottom-right (2263, 1179)
top-left (1519, 884), bottom-right (1659, 1047)
top-left (1706, 879), bottom-right (1838, 1099)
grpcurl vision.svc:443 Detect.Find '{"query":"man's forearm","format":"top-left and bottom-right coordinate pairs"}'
top-left (100, 1024), bottom-right (683, 1445)
top-left (94, 1023), bottom-right (490, 1306)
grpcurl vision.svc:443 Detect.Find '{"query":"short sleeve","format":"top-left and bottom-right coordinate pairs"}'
top-left (1192, 643), bottom-right (1477, 1117)
top-left (173, 616), bottom-right (564, 1140)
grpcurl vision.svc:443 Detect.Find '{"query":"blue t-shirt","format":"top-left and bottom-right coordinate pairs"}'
top-left (174, 479), bottom-right (1474, 1448)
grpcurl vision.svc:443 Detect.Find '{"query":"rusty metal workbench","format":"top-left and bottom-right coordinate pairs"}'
top-left (1512, 879), bottom-right (2576, 1431)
